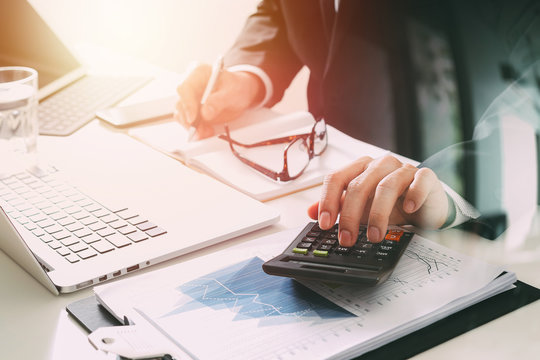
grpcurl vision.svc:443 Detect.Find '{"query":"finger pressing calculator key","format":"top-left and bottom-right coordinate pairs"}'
top-left (262, 222), bottom-right (414, 286)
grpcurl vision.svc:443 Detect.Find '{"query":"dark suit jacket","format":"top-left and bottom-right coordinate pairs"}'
top-left (224, 0), bottom-right (402, 151)
top-left (225, 0), bottom-right (540, 239)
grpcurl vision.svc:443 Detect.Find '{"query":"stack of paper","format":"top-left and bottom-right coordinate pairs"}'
top-left (93, 228), bottom-right (516, 360)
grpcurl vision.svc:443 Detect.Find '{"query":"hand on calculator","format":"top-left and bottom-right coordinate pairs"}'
top-left (307, 155), bottom-right (449, 246)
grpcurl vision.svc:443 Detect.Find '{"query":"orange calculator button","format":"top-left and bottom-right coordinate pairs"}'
top-left (385, 230), bottom-right (403, 241)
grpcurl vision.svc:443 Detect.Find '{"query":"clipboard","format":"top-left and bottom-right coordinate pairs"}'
top-left (67, 280), bottom-right (540, 359)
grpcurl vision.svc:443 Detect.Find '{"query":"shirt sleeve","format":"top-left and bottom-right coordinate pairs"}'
top-left (227, 64), bottom-right (274, 108)
top-left (440, 182), bottom-right (481, 229)
top-left (224, 0), bottom-right (303, 107)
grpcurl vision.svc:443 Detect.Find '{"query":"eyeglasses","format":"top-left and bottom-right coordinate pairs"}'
top-left (218, 117), bottom-right (328, 182)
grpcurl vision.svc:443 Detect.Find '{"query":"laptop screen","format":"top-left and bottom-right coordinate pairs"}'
top-left (0, 0), bottom-right (81, 89)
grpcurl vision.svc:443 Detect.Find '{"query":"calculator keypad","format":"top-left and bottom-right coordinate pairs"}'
top-left (290, 223), bottom-right (413, 269)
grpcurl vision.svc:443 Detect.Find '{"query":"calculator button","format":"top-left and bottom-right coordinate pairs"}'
top-left (352, 249), bottom-right (368, 256)
top-left (357, 242), bottom-right (373, 249)
top-left (313, 250), bottom-right (329, 257)
top-left (322, 239), bottom-right (337, 246)
top-left (304, 236), bottom-right (317, 243)
top-left (334, 246), bottom-right (351, 255)
top-left (292, 248), bottom-right (308, 255)
top-left (385, 230), bottom-right (403, 241)
top-left (382, 240), bottom-right (397, 247)
top-left (324, 230), bottom-right (338, 237)
top-left (306, 230), bottom-right (320, 237)
top-left (356, 234), bottom-right (369, 243)
top-left (317, 244), bottom-right (333, 251)
top-left (296, 242), bottom-right (313, 249)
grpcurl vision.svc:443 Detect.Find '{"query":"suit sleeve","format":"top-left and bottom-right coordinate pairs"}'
top-left (224, 0), bottom-right (304, 107)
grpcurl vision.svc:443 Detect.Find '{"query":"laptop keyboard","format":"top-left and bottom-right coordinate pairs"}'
top-left (39, 75), bottom-right (150, 136)
top-left (0, 167), bottom-right (167, 264)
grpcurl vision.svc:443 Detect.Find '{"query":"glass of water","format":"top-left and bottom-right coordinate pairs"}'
top-left (0, 66), bottom-right (39, 171)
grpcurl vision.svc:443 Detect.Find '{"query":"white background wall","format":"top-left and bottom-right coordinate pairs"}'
top-left (29, 0), bottom-right (308, 113)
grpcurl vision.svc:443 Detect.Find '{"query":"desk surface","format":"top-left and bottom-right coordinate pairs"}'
top-left (1, 119), bottom-right (540, 359)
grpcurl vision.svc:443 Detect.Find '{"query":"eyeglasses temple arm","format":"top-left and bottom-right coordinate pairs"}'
top-left (218, 133), bottom-right (309, 148)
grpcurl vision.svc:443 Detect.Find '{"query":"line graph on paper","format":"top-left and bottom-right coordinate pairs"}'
top-left (161, 257), bottom-right (354, 327)
top-left (301, 237), bottom-right (464, 316)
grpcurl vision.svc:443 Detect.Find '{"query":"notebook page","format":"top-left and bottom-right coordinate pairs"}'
top-left (128, 109), bottom-right (311, 161)
top-left (189, 126), bottom-right (389, 200)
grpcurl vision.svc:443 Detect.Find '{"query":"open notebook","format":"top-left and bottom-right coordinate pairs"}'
top-left (129, 110), bottom-right (388, 200)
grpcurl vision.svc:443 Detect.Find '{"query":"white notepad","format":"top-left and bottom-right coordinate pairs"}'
top-left (129, 110), bottom-right (389, 200)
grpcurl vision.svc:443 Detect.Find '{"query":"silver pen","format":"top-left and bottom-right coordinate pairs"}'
top-left (187, 55), bottom-right (224, 142)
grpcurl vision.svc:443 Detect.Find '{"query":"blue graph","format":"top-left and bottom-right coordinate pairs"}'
top-left (163, 257), bottom-right (353, 326)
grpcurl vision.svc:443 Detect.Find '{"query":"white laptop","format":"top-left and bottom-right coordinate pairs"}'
top-left (0, 122), bottom-right (280, 294)
top-left (0, 0), bottom-right (150, 135)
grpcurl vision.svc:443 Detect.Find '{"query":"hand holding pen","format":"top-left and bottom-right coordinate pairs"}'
top-left (174, 57), bottom-right (266, 141)
top-left (186, 55), bottom-right (224, 141)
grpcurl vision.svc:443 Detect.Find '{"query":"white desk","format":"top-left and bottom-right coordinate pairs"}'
top-left (1, 119), bottom-right (540, 360)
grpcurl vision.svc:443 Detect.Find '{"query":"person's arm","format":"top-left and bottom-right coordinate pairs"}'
top-left (224, 0), bottom-right (304, 107)
top-left (175, 0), bottom-right (303, 139)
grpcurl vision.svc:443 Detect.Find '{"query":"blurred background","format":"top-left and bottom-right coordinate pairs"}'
top-left (27, 0), bottom-right (310, 114)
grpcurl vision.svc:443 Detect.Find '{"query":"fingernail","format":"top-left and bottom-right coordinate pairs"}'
top-left (319, 211), bottom-right (331, 229)
top-left (405, 200), bottom-right (415, 213)
top-left (368, 226), bottom-right (380, 243)
top-left (339, 230), bottom-right (352, 246)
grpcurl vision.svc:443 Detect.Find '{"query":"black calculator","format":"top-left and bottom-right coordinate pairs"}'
top-left (262, 222), bottom-right (414, 286)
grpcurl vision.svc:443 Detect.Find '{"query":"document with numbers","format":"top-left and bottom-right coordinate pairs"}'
top-left (93, 228), bottom-right (516, 360)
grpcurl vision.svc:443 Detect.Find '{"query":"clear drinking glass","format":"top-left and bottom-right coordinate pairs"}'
top-left (0, 66), bottom-right (39, 171)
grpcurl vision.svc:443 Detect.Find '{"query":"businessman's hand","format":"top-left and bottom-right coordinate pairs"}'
top-left (175, 63), bottom-right (264, 139)
top-left (307, 155), bottom-right (449, 246)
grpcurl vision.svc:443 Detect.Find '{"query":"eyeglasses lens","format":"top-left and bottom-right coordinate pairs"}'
top-left (313, 119), bottom-right (327, 155)
top-left (286, 137), bottom-right (310, 178)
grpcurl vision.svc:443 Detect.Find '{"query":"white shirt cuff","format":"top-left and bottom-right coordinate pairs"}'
top-left (441, 182), bottom-right (481, 229)
top-left (227, 64), bottom-right (273, 108)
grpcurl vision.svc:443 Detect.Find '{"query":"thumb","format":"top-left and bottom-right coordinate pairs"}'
top-left (307, 201), bottom-right (319, 220)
